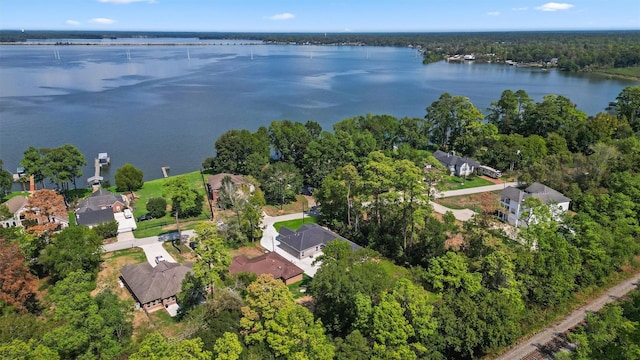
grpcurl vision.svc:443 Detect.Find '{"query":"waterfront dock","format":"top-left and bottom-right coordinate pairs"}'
top-left (87, 152), bottom-right (110, 189)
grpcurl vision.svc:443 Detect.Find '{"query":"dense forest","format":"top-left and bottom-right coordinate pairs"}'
top-left (2, 30), bottom-right (639, 75)
top-left (2, 84), bottom-right (639, 359)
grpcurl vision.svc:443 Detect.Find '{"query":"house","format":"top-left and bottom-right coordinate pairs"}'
top-left (120, 261), bottom-right (193, 314)
top-left (433, 150), bottom-right (480, 177)
top-left (229, 251), bottom-right (304, 285)
top-left (498, 182), bottom-right (571, 227)
top-left (1, 196), bottom-right (28, 228)
top-left (277, 223), bottom-right (361, 260)
top-left (208, 173), bottom-right (255, 204)
top-left (75, 189), bottom-right (128, 228)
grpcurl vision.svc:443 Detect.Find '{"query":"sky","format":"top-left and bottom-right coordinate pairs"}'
top-left (0, 0), bottom-right (638, 33)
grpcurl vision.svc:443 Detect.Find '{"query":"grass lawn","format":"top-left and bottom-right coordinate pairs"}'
top-left (273, 216), bottom-right (317, 232)
top-left (163, 241), bottom-right (197, 263)
top-left (132, 171), bottom-right (208, 218)
top-left (594, 66), bottom-right (640, 80)
top-left (288, 274), bottom-right (312, 299)
top-left (133, 217), bottom-right (206, 238)
top-left (444, 175), bottom-right (494, 190)
top-left (1, 191), bottom-right (30, 202)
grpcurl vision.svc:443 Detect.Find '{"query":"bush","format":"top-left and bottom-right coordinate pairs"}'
top-left (93, 220), bottom-right (119, 239)
top-left (146, 197), bottom-right (167, 218)
top-left (171, 190), bottom-right (204, 219)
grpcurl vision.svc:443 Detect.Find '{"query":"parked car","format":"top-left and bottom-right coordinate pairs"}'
top-left (155, 255), bottom-right (165, 264)
top-left (137, 214), bottom-right (153, 222)
top-left (123, 209), bottom-right (133, 219)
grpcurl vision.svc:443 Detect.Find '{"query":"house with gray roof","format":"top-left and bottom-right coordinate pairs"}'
top-left (277, 223), bottom-right (361, 259)
top-left (120, 261), bottom-right (193, 313)
top-left (75, 189), bottom-right (127, 227)
top-left (499, 182), bottom-right (571, 227)
top-left (433, 150), bottom-right (480, 177)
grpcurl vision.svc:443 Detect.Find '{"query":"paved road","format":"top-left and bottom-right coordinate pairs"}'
top-left (259, 212), bottom-right (321, 277)
top-left (496, 272), bottom-right (640, 360)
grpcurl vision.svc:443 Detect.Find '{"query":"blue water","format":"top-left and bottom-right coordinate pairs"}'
top-left (0, 41), bottom-right (637, 183)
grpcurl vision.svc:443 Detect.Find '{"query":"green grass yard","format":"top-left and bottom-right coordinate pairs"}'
top-left (273, 216), bottom-right (317, 232)
top-left (444, 175), bottom-right (494, 190)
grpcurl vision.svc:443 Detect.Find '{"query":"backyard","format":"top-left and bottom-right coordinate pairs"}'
top-left (443, 175), bottom-right (495, 190)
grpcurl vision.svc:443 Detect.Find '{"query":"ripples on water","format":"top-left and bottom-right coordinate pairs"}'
top-left (0, 40), bottom-right (637, 181)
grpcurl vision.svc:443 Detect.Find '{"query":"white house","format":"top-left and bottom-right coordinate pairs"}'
top-left (1, 196), bottom-right (28, 228)
top-left (433, 150), bottom-right (480, 177)
top-left (498, 182), bottom-right (571, 227)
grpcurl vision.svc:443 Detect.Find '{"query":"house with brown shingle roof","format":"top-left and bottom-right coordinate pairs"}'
top-left (119, 261), bottom-right (193, 313)
top-left (0, 195), bottom-right (28, 228)
top-left (229, 251), bottom-right (304, 285)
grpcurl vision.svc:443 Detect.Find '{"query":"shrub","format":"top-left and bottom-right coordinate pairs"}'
top-left (93, 220), bottom-right (118, 239)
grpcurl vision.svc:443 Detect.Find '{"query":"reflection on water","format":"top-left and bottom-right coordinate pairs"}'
top-left (0, 41), bottom-right (637, 183)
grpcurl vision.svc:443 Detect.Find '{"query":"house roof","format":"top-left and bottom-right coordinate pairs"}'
top-left (278, 223), bottom-right (360, 253)
top-left (77, 189), bottom-right (124, 213)
top-left (525, 182), bottom-right (571, 204)
top-left (433, 150), bottom-right (480, 168)
top-left (229, 252), bottom-right (304, 281)
top-left (76, 208), bottom-right (114, 226)
top-left (120, 261), bottom-right (193, 305)
top-left (208, 173), bottom-right (250, 191)
top-left (2, 196), bottom-right (28, 214)
top-left (500, 182), bottom-right (570, 205)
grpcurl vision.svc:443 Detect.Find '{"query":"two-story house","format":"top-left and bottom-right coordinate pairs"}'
top-left (499, 182), bottom-right (571, 227)
top-left (433, 150), bottom-right (480, 177)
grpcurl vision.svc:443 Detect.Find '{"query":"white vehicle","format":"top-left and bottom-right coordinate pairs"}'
top-left (155, 255), bottom-right (165, 264)
top-left (478, 165), bottom-right (502, 179)
top-left (123, 209), bottom-right (133, 219)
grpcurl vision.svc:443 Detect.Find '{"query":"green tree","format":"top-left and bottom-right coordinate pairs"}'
top-left (177, 272), bottom-right (206, 318)
top-left (115, 163), bottom-right (144, 195)
top-left (92, 220), bottom-right (119, 239)
top-left (0, 159), bottom-right (13, 195)
top-left (240, 274), bottom-right (295, 344)
top-left (424, 93), bottom-right (484, 150)
top-left (314, 164), bottom-right (363, 232)
top-left (260, 161), bottom-right (302, 208)
top-left (146, 197), bottom-right (167, 218)
top-left (129, 332), bottom-right (212, 360)
top-left (212, 129), bottom-right (270, 176)
top-left (20, 146), bottom-right (47, 188)
top-left (240, 188), bottom-right (265, 243)
top-left (486, 89), bottom-right (532, 134)
top-left (616, 85), bottom-right (640, 132)
top-left (192, 222), bottom-right (230, 294)
top-left (44, 144), bottom-right (86, 191)
top-left (0, 339), bottom-right (59, 360)
top-left (163, 175), bottom-right (198, 241)
top-left (213, 332), bottom-right (243, 360)
top-left (39, 226), bottom-right (103, 282)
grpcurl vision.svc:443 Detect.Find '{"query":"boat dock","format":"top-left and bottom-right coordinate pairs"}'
top-left (87, 152), bottom-right (109, 189)
top-left (161, 166), bottom-right (170, 178)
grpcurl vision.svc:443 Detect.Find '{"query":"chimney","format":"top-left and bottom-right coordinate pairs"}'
top-left (29, 175), bottom-right (35, 192)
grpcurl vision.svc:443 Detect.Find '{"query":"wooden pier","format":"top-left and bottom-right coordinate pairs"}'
top-left (87, 152), bottom-right (109, 189)
top-left (161, 166), bottom-right (170, 178)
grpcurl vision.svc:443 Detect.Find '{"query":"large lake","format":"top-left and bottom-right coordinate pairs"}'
top-left (1, 39), bottom-right (637, 183)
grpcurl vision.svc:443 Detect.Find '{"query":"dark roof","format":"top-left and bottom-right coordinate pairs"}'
top-left (500, 182), bottom-right (570, 205)
top-left (433, 150), bottom-right (479, 168)
top-left (120, 262), bottom-right (193, 304)
top-left (278, 223), bottom-right (360, 252)
top-left (76, 208), bottom-right (114, 226)
top-left (77, 189), bottom-right (124, 212)
top-left (229, 252), bottom-right (304, 281)
top-left (525, 182), bottom-right (571, 204)
top-left (208, 173), bottom-right (250, 190)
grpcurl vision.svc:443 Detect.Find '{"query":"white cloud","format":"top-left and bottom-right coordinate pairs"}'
top-left (512, 7), bottom-right (529, 11)
top-left (97, 0), bottom-right (155, 3)
top-left (536, 2), bottom-right (574, 11)
top-left (66, 20), bottom-right (80, 26)
top-left (487, 11), bottom-right (501, 16)
top-left (89, 18), bottom-right (117, 24)
top-left (268, 13), bottom-right (295, 21)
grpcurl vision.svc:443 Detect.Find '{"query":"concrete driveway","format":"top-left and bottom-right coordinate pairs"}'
top-left (139, 242), bottom-right (176, 267)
